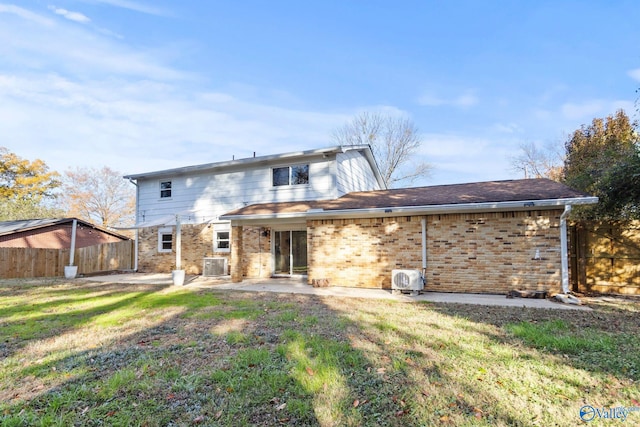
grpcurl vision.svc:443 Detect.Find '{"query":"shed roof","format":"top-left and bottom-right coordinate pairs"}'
top-left (0, 218), bottom-right (130, 240)
top-left (221, 179), bottom-right (597, 221)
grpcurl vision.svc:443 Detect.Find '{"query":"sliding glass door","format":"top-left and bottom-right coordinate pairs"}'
top-left (274, 230), bottom-right (307, 276)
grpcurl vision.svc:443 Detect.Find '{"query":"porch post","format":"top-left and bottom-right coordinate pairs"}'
top-left (231, 225), bottom-right (243, 282)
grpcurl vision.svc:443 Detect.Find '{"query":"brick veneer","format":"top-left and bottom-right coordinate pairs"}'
top-left (140, 210), bottom-right (565, 294)
top-left (138, 223), bottom-right (224, 274)
top-left (231, 226), bottom-right (272, 281)
top-left (306, 210), bottom-right (564, 293)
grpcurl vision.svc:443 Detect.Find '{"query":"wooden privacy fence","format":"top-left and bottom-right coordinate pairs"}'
top-left (0, 240), bottom-right (134, 279)
top-left (570, 221), bottom-right (640, 295)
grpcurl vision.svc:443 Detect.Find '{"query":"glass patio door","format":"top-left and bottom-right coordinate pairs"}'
top-left (274, 230), bottom-right (307, 275)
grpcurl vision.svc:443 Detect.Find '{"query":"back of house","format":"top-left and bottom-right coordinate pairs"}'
top-left (123, 145), bottom-right (384, 275)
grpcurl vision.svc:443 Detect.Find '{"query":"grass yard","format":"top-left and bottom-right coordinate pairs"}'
top-left (1, 279), bottom-right (639, 426)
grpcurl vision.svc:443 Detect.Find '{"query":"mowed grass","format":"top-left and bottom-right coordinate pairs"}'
top-left (0, 279), bottom-right (639, 426)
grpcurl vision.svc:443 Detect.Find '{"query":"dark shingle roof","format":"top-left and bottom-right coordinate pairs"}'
top-left (223, 179), bottom-right (595, 217)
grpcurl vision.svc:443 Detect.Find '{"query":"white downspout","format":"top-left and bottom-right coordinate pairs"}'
top-left (560, 205), bottom-right (572, 294)
top-left (421, 217), bottom-right (427, 280)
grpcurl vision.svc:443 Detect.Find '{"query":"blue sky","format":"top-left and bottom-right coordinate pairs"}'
top-left (1, 0), bottom-right (639, 186)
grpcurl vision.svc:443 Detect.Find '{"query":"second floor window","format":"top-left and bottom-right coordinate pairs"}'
top-left (273, 165), bottom-right (309, 187)
top-left (160, 181), bottom-right (172, 198)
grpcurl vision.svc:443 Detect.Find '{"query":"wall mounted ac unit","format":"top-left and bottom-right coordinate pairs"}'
top-left (203, 257), bottom-right (228, 277)
top-left (392, 269), bottom-right (424, 292)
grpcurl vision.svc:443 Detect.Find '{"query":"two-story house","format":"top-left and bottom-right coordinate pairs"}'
top-left (126, 145), bottom-right (598, 295)
top-left (123, 145), bottom-right (385, 277)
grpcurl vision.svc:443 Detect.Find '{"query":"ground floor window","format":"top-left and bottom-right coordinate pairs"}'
top-left (214, 223), bottom-right (231, 252)
top-left (158, 227), bottom-right (173, 252)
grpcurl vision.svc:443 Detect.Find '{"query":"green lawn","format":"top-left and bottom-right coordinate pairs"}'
top-left (1, 279), bottom-right (638, 426)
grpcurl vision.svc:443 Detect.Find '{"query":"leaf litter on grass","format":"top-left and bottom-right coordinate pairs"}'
top-left (0, 280), bottom-right (638, 426)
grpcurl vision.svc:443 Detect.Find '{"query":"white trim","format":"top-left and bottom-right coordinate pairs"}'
top-left (123, 145), bottom-right (378, 181)
top-left (221, 197), bottom-right (599, 223)
top-left (158, 227), bottom-right (173, 253)
top-left (214, 223), bottom-right (231, 253)
top-left (271, 163), bottom-right (310, 187)
top-left (159, 180), bottom-right (172, 199)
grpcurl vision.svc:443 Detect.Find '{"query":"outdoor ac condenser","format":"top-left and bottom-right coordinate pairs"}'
top-left (391, 269), bottom-right (424, 292)
top-left (203, 257), bottom-right (228, 277)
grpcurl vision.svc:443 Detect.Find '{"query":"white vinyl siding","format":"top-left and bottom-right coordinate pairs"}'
top-left (135, 158), bottom-right (338, 226)
top-left (336, 150), bottom-right (383, 195)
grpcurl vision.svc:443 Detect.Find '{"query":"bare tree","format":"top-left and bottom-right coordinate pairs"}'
top-left (61, 166), bottom-right (135, 227)
top-left (332, 112), bottom-right (432, 188)
top-left (510, 141), bottom-right (563, 181)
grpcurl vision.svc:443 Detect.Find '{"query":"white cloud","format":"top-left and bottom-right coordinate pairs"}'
top-left (628, 68), bottom-right (640, 82)
top-left (0, 72), bottom-right (352, 176)
top-left (48, 6), bottom-right (91, 23)
top-left (417, 91), bottom-right (479, 108)
top-left (561, 99), bottom-right (634, 121)
top-left (0, 5), bottom-right (186, 80)
top-left (86, 0), bottom-right (168, 16)
top-left (491, 122), bottom-right (522, 134)
top-left (0, 4), bottom-right (54, 26)
top-left (413, 133), bottom-right (519, 184)
top-left (561, 100), bottom-right (604, 120)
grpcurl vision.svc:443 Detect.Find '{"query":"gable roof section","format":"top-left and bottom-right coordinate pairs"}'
top-left (0, 218), bottom-right (130, 240)
top-left (123, 145), bottom-right (385, 188)
top-left (221, 179), bottom-right (598, 222)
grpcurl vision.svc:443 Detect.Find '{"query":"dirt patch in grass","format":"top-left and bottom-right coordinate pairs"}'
top-left (1, 280), bottom-right (639, 426)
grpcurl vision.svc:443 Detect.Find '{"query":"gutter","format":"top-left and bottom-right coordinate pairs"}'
top-left (220, 196), bottom-right (599, 223)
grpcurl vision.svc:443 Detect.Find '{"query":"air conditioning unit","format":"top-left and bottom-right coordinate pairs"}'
top-left (392, 269), bottom-right (424, 292)
top-left (203, 257), bottom-right (228, 277)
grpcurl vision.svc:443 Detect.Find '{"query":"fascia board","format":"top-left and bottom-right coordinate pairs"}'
top-left (123, 146), bottom-right (348, 180)
top-left (221, 196), bottom-right (599, 223)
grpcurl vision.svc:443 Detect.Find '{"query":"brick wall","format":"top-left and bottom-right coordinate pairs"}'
top-left (139, 224), bottom-right (271, 277)
top-left (138, 223), bottom-right (225, 274)
top-left (308, 217), bottom-right (423, 288)
top-left (307, 210), bottom-right (564, 293)
top-left (240, 227), bottom-right (272, 279)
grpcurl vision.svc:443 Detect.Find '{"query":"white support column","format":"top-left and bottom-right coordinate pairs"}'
top-left (175, 215), bottom-right (182, 270)
top-left (69, 219), bottom-right (77, 266)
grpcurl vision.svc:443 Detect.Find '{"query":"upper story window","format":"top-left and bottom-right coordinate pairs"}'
top-left (160, 181), bottom-right (172, 198)
top-left (273, 164), bottom-right (309, 187)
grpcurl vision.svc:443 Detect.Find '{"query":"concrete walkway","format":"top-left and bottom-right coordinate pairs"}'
top-left (82, 273), bottom-right (589, 310)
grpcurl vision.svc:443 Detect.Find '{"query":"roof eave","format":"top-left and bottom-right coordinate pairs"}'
top-left (123, 146), bottom-right (368, 180)
top-left (220, 196), bottom-right (599, 224)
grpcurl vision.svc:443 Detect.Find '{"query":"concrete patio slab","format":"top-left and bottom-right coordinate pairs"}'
top-left (82, 273), bottom-right (589, 310)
